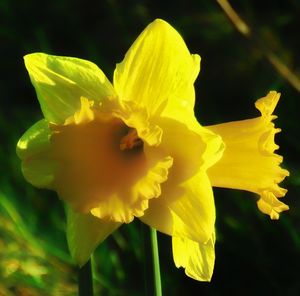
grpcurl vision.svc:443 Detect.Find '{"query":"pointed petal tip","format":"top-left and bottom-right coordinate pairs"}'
top-left (185, 270), bottom-right (213, 282)
top-left (140, 19), bottom-right (175, 37)
top-left (151, 18), bottom-right (172, 28)
top-left (148, 19), bottom-right (184, 39)
top-left (23, 52), bottom-right (35, 62)
top-left (76, 256), bottom-right (88, 268)
top-left (23, 53), bottom-right (35, 70)
top-left (172, 235), bottom-right (215, 282)
top-left (23, 52), bottom-right (44, 66)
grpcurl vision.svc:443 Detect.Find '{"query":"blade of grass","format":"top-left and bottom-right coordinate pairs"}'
top-left (217, 0), bottom-right (300, 92)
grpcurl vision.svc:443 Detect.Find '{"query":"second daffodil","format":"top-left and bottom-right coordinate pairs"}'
top-left (17, 19), bottom-right (289, 282)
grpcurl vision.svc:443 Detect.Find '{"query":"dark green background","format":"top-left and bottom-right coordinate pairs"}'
top-left (1, 0), bottom-right (300, 295)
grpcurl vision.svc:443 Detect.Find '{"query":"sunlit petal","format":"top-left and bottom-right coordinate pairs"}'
top-left (114, 19), bottom-right (200, 117)
top-left (141, 171), bottom-right (215, 243)
top-left (66, 207), bottom-right (121, 266)
top-left (24, 53), bottom-right (116, 123)
top-left (16, 119), bottom-right (58, 188)
top-left (172, 231), bottom-right (215, 281)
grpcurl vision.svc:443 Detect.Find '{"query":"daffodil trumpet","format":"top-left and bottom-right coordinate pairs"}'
top-left (17, 18), bottom-right (289, 285)
top-left (207, 91), bottom-right (289, 220)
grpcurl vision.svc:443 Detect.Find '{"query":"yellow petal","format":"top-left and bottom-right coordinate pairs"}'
top-left (207, 91), bottom-right (289, 219)
top-left (24, 53), bottom-right (116, 124)
top-left (170, 172), bottom-right (215, 242)
top-left (16, 119), bottom-right (58, 188)
top-left (21, 157), bottom-right (59, 189)
top-left (141, 171), bottom-right (215, 243)
top-left (114, 19), bottom-right (200, 116)
top-left (172, 231), bottom-right (215, 281)
top-left (66, 206), bottom-right (120, 267)
top-left (17, 119), bottom-right (51, 159)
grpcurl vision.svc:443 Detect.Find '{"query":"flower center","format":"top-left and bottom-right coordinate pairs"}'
top-left (120, 128), bottom-right (143, 151)
top-left (49, 116), bottom-right (148, 213)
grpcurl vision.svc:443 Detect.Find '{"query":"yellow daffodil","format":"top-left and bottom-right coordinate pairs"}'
top-left (17, 18), bottom-right (289, 282)
top-left (17, 19), bottom-right (224, 281)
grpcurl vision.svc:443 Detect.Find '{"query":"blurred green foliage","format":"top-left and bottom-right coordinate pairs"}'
top-left (1, 0), bottom-right (300, 295)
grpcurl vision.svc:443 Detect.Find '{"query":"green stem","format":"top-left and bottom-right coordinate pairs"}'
top-left (78, 259), bottom-right (94, 296)
top-left (150, 228), bottom-right (162, 296)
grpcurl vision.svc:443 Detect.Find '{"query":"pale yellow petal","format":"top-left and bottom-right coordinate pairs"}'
top-left (24, 53), bottom-right (115, 123)
top-left (172, 231), bottom-right (216, 281)
top-left (16, 119), bottom-right (58, 189)
top-left (66, 207), bottom-right (120, 267)
top-left (114, 19), bottom-right (200, 116)
top-left (21, 157), bottom-right (59, 189)
top-left (16, 119), bottom-right (50, 159)
top-left (170, 172), bottom-right (215, 242)
top-left (141, 171), bottom-right (215, 243)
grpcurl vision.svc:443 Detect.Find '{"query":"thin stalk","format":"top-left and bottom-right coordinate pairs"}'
top-left (141, 224), bottom-right (163, 296)
top-left (78, 259), bottom-right (94, 296)
top-left (150, 228), bottom-right (162, 296)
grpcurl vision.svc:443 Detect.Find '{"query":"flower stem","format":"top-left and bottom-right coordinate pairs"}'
top-left (142, 224), bottom-right (163, 296)
top-left (150, 228), bottom-right (162, 296)
top-left (78, 259), bottom-right (94, 296)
